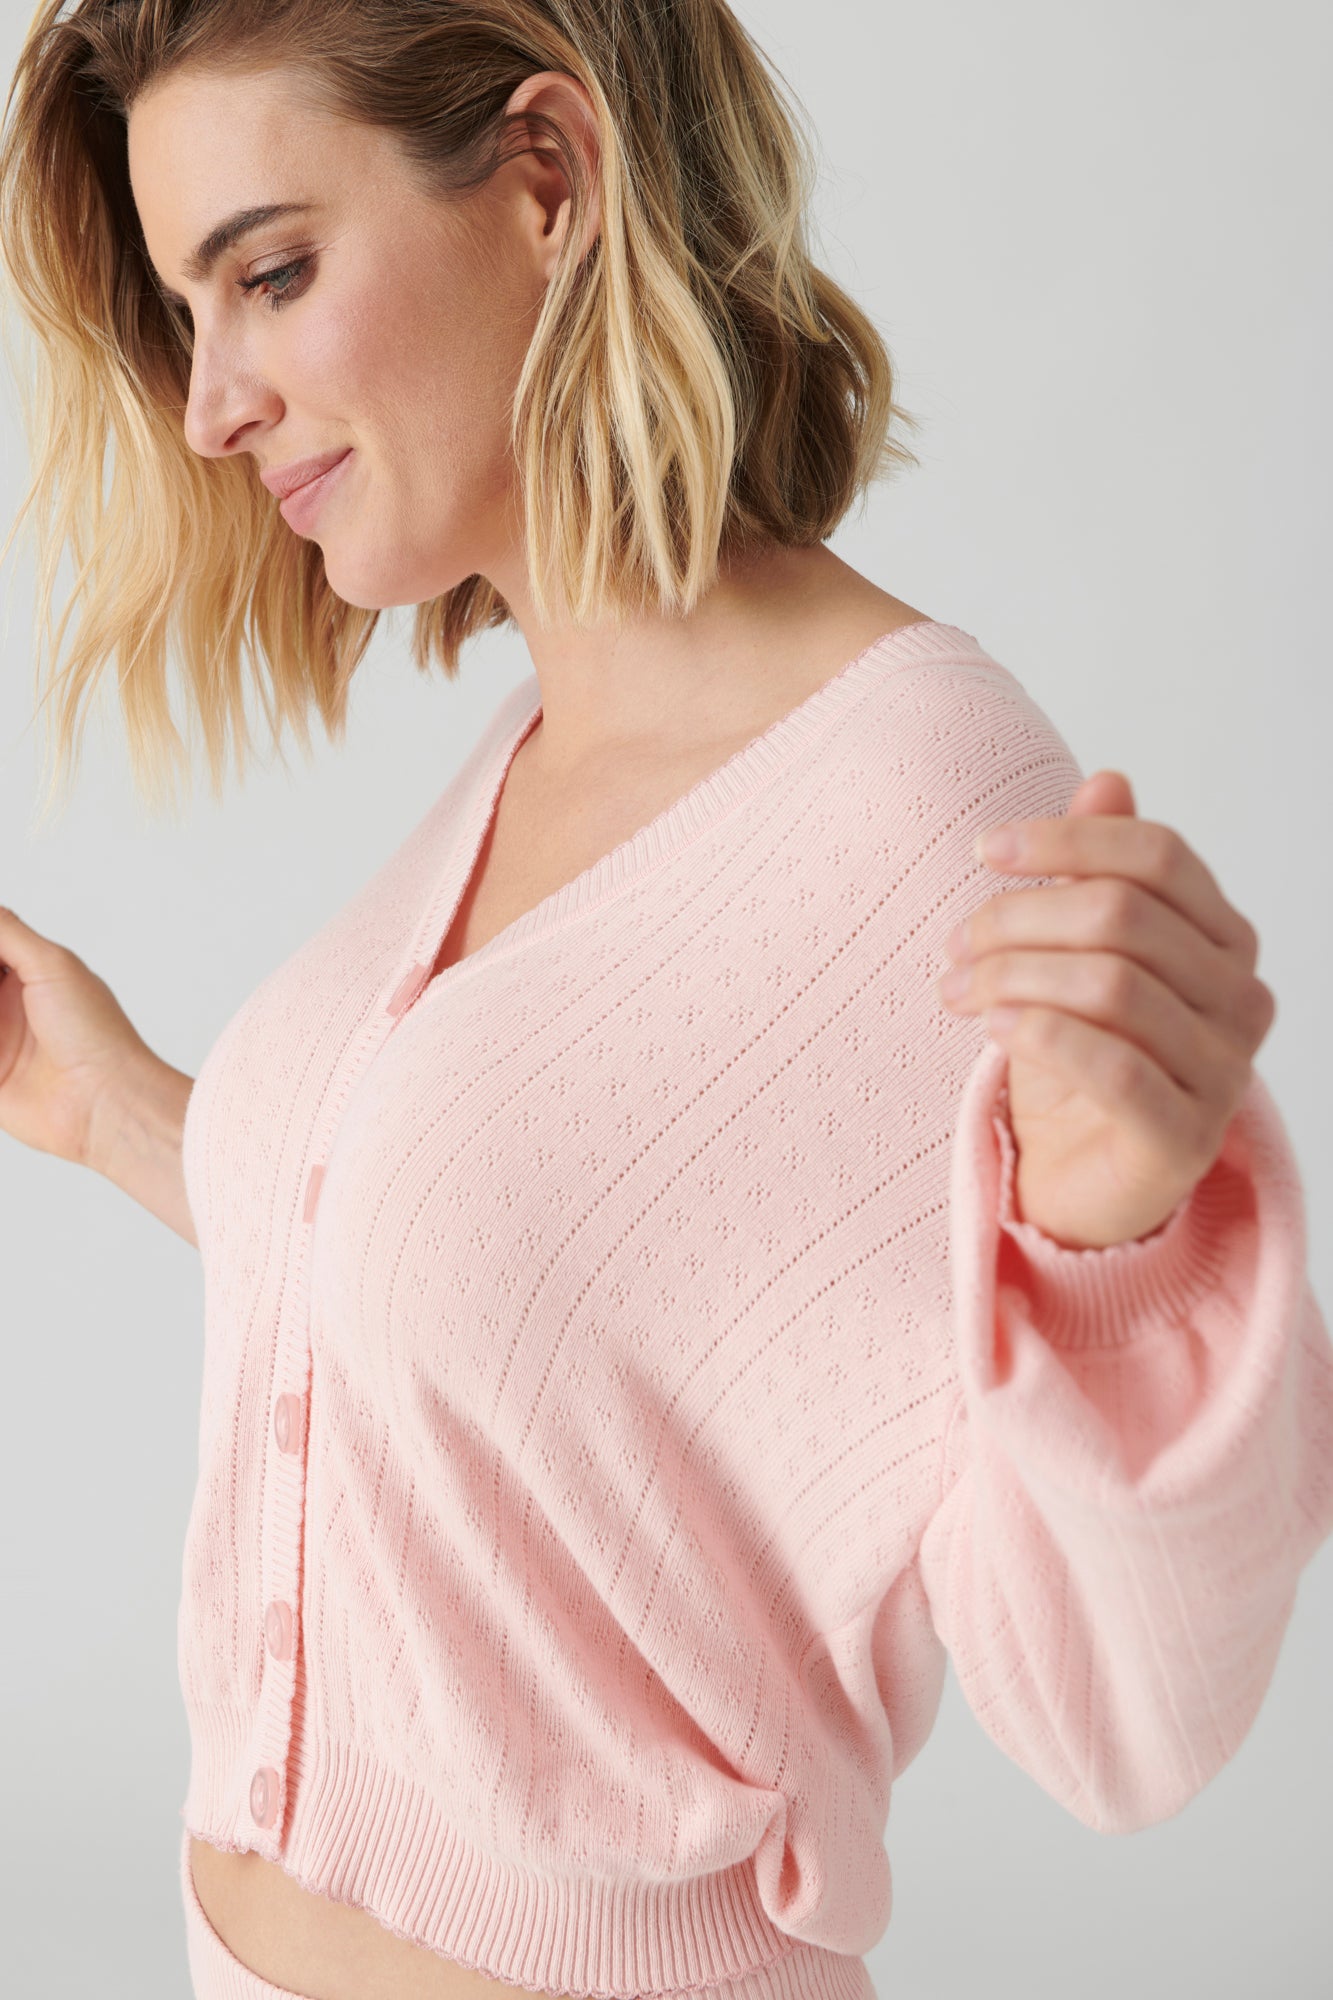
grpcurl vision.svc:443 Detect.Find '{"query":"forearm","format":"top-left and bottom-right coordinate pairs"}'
top-left (88, 1051), bottom-right (198, 1248)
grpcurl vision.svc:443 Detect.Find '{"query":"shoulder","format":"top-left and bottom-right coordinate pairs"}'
top-left (854, 622), bottom-right (1082, 783)
top-left (834, 623), bottom-right (1088, 868)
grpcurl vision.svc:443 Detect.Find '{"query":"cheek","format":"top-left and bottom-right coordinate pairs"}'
top-left (379, 304), bottom-right (520, 493)
top-left (292, 291), bottom-right (375, 402)
top-left (308, 257), bottom-right (534, 538)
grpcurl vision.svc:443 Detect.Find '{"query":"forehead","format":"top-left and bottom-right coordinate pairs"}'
top-left (126, 67), bottom-right (414, 290)
top-left (127, 66), bottom-right (393, 235)
top-left (127, 64), bottom-right (325, 181)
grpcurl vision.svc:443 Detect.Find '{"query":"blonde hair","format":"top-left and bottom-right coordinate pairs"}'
top-left (0, 0), bottom-right (923, 824)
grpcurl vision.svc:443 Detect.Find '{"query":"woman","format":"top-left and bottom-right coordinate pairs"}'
top-left (1, 5), bottom-right (1329, 2000)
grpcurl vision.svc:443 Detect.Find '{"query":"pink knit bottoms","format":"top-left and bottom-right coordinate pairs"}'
top-left (181, 1826), bottom-right (304, 1999)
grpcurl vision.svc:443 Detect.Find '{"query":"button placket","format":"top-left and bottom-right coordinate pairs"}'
top-left (252, 1369), bottom-right (306, 1833)
top-left (250, 1177), bottom-right (319, 1836)
top-left (249, 953), bottom-right (441, 1842)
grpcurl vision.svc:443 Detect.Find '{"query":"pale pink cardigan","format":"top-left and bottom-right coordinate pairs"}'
top-left (175, 620), bottom-right (1333, 2000)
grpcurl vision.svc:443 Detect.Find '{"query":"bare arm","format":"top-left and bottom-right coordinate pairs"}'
top-left (87, 1051), bottom-right (198, 1249)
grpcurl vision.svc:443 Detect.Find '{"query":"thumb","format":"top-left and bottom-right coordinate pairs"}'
top-left (0, 906), bottom-right (55, 983)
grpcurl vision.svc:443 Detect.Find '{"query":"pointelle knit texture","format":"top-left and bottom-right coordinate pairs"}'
top-left (177, 617), bottom-right (1333, 2000)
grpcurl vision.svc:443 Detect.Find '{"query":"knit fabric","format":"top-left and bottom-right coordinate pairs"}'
top-left (177, 618), bottom-right (1333, 2000)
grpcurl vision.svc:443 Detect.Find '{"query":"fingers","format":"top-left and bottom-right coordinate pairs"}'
top-left (977, 815), bottom-right (1256, 963)
top-left (939, 947), bottom-right (1253, 1105)
top-left (949, 877), bottom-right (1272, 1042)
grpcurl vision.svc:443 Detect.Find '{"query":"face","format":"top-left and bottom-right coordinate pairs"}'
top-left (127, 64), bottom-right (565, 610)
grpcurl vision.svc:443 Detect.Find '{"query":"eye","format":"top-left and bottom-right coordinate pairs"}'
top-left (236, 256), bottom-right (314, 314)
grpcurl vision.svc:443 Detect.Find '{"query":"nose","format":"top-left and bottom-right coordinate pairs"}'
top-left (182, 327), bottom-right (282, 462)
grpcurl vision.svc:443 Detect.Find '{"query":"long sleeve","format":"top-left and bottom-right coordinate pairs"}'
top-left (918, 1036), bottom-right (1333, 1835)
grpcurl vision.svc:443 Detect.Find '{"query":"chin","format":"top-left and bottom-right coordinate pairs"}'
top-left (317, 557), bottom-right (417, 613)
top-left (319, 575), bottom-right (388, 612)
top-left (323, 538), bottom-right (471, 612)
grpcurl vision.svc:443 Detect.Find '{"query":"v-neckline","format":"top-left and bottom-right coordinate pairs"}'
top-left (388, 618), bottom-right (976, 1015)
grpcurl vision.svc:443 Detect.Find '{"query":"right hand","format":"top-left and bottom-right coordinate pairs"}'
top-left (0, 906), bottom-right (153, 1169)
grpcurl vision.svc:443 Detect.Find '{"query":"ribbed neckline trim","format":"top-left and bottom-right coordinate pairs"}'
top-left (413, 619), bottom-right (987, 995)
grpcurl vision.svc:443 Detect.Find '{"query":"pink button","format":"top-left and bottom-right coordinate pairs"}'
top-left (273, 1393), bottom-right (305, 1454)
top-left (250, 1766), bottom-right (279, 1829)
top-left (386, 962), bottom-right (430, 1017)
top-left (265, 1599), bottom-right (294, 1660)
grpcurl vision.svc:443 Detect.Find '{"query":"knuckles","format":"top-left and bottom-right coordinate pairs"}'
top-left (1142, 822), bottom-right (1184, 880)
top-left (1095, 956), bottom-right (1142, 1015)
top-left (1088, 877), bottom-right (1143, 940)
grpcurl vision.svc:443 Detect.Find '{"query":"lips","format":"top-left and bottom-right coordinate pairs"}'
top-left (261, 449), bottom-right (352, 499)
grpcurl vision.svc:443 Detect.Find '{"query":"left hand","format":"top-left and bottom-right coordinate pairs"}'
top-left (937, 770), bottom-right (1277, 1250)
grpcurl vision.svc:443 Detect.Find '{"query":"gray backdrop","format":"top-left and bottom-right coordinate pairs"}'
top-left (1, 2), bottom-right (1328, 1995)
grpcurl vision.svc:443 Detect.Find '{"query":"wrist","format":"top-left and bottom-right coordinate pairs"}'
top-left (86, 1044), bottom-right (192, 1182)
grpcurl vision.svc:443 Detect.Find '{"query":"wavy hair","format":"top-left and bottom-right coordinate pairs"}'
top-left (0, 0), bottom-right (923, 822)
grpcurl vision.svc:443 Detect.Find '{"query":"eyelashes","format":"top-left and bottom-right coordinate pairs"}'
top-left (160, 254), bottom-right (314, 340)
top-left (235, 255), bottom-right (315, 314)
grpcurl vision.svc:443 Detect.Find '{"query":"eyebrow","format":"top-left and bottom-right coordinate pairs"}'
top-left (153, 201), bottom-right (319, 304)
